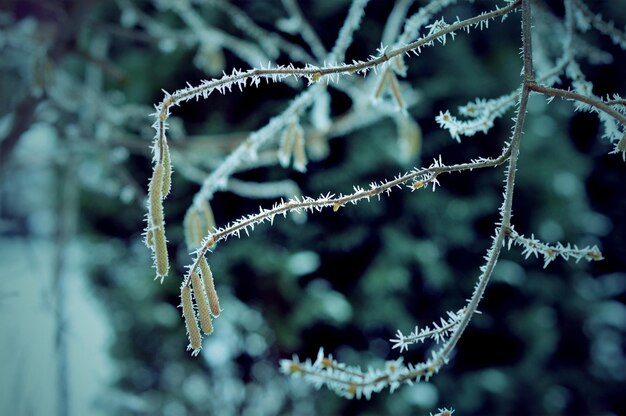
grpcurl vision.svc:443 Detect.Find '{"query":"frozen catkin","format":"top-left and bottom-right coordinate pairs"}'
top-left (153, 227), bottom-right (169, 278)
top-left (181, 285), bottom-right (202, 353)
top-left (292, 123), bottom-right (307, 172)
top-left (184, 200), bottom-right (216, 249)
top-left (184, 208), bottom-right (203, 249)
top-left (387, 70), bottom-right (405, 111)
top-left (191, 272), bottom-right (214, 335)
top-left (372, 68), bottom-right (405, 111)
top-left (199, 256), bottom-right (221, 317)
top-left (395, 114), bottom-right (422, 162)
top-left (279, 120), bottom-right (307, 171)
top-left (148, 162), bottom-right (169, 279)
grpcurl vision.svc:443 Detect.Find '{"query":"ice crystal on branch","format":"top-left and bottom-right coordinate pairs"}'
top-left (431, 408), bottom-right (455, 416)
top-left (280, 348), bottom-right (439, 400)
top-left (436, 90), bottom-right (521, 142)
top-left (506, 226), bottom-right (603, 268)
top-left (390, 309), bottom-right (466, 352)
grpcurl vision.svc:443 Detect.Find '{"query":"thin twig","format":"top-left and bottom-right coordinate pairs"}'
top-left (529, 83), bottom-right (626, 126)
top-left (185, 147), bottom-right (513, 286)
top-left (428, 0), bottom-right (534, 375)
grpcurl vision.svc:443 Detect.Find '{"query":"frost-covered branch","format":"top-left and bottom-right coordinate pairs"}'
top-left (528, 82), bottom-right (626, 158)
top-left (390, 309), bottom-right (466, 352)
top-left (185, 152), bottom-right (512, 286)
top-left (505, 225), bottom-right (603, 268)
top-left (280, 348), bottom-right (434, 399)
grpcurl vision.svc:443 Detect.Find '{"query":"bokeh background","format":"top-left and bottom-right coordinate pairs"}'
top-left (1, 0), bottom-right (625, 415)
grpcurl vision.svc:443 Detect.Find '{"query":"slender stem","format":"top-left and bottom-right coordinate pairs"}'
top-left (431, 0), bottom-right (533, 372)
top-left (185, 145), bottom-right (513, 286)
top-left (529, 83), bottom-right (626, 126)
top-left (606, 99), bottom-right (626, 107)
top-left (155, 0), bottom-right (522, 121)
top-left (521, 0), bottom-right (534, 83)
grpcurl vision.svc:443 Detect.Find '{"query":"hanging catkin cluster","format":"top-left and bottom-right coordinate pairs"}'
top-left (181, 256), bottom-right (221, 354)
top-left (181, 196), bottom-right (222, 352)
top-left (146, 85), bottom-right (224, 353)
